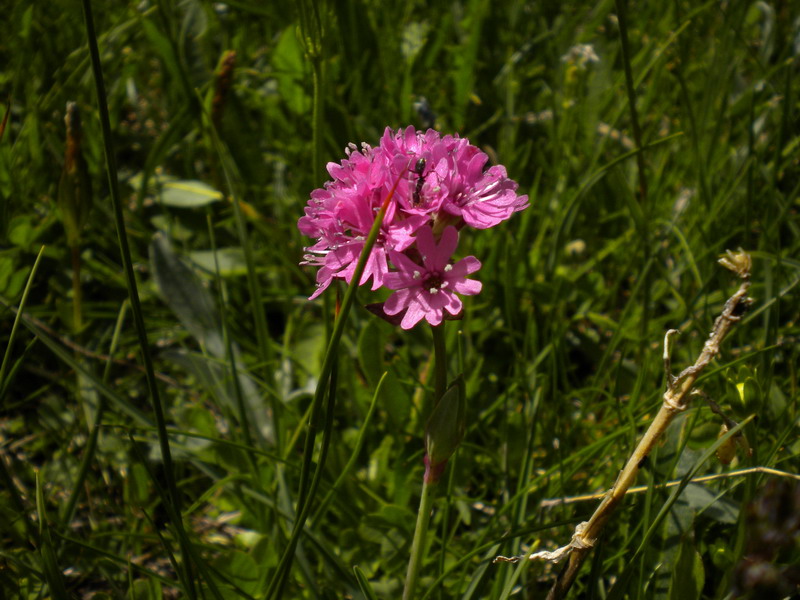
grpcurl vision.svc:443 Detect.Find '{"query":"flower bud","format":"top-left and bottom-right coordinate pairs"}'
top-left (424, 376), bottom-right (465, 483)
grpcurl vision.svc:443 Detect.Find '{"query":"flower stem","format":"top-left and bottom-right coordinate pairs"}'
top-left (403, 477), bottom-right (436, 600)
top-left (431, 324), bottom-right (447, 401)
top-left (403, 323), bottom-right (448, 600)
top-left (265, 164), bottom-right (403, 600)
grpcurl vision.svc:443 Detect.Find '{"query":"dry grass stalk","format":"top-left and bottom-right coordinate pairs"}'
top-left (494, 251), bottom-right (754, 599)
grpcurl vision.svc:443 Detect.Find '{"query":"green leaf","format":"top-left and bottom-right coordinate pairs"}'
top-left (668, 536), bottom-right (704, 600)
top-left (680, 483), bottom-right (739, 524)
top-left (35, 473), bottom-right (69, 600)
top-left (159, 179), bottom-right (223, 208)
top-left (380, 369), bottom-right (411, 429)
top-left (357, 320), bottom-right (383, 387)
top-left (425, 375), bottom-right (466, 469)
top-left (209, 549), bottom-right (260, 596)
top-left (272, 26), bottom-right (310, 114)
top-left (365, 504), bottom-right (416, 530)
top-left (149, 233), bottom-right (224, 357)
top-left (163, 349), bottom-right (273, 444)
top-left (8, 215), bottom-right (36, 248)
top-left (151, 235), bottom-right (273, 444)
top-left (188, 248), bottom-right (247, 277)
top-left (353, 566), bottom-right (379, 600)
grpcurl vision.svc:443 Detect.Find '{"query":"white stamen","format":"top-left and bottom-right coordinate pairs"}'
top-left (444, 264), bottom-right (453, 272)
top-left (413, 271), bottom-right (421, 280)
top-left (430, 288), bottom-right (439, 294)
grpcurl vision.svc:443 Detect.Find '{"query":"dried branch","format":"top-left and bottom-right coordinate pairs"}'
top-left (493, 250), bottom-right (753, 599)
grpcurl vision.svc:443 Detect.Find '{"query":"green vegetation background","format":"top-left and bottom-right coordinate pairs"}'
top-left (0, 0), bottom-right (798, 598)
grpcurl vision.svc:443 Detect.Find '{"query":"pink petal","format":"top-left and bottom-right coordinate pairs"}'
top-left (431, 226), bottom-right (459, 270)
top-left (384, 288), bottom-right (413, 315)
top-left (401, 302), bottom-right (428, 329)
top-left (452, 279), bottom-right (482, 295)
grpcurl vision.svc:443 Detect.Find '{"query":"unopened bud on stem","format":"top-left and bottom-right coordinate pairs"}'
top-left (424, 376), bottom-right (465, 483)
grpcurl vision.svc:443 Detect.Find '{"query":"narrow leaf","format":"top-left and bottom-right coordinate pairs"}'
top-left (353, 566), bottom-right (379, 600)
top-left (35, 473), bottom-right (69, 600)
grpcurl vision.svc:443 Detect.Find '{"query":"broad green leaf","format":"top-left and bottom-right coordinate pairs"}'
top-left (188, 248), bottom-right (247, 277)
top-left (8, 215), bottom-right (36, 248)
top-left (151, 234), bottom-right (273, 443)
top-left (425, 375), bottom-right (466, 470)
top-left (160, 179), bottom-right (223, 208)
top-left (149, 233), bottom-right (224, 357)
top-left (680, 483), bottom-right (739, 524)
top-left (210, 549), bottom-right (260, 596)
top-left (163, 349), bottom-right (273, 444)
top-left (668, 536), bottom-right (704, 600)
top-left (381, 368), bottom-right (411, 429)
top-left (365, 504), bottom-right (416, 530)
top-left (272, 26), bottom-right (310, 114)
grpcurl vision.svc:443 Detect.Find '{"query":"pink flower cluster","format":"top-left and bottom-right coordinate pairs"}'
top-left (298, 126), bottom-right (528, 329)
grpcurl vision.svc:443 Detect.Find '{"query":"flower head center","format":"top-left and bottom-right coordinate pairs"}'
top-left (422, 271), bottom-right (447, 294)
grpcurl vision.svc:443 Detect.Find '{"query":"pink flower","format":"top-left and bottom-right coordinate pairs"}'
top-left (384, 226), bottom-right (482, 329)
top-left (298, 126), bottom-right (526, 303)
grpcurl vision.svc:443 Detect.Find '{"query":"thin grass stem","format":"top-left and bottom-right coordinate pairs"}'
top-left (265, 172), bottom-right (403, 600)
top-left (0, 245), bottom-right (45, 402)
top-left (79, 0), bottom-right (195, 595)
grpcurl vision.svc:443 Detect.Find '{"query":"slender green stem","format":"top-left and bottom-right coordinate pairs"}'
top-left (403, 323), bottom-right (449, 600)
top-left (272, 359), bottom-right (339, 598)
top-left (60, 301), bottom-right (128, 529)
top-left (309, 24), bottom-right (324, 186)
top-left (265, 170), bottom-right (403, 600)
top-left (431, 324), bottom-right (447, 402)
top-left (0, 245), bottom-right (45, 403)
top-left (403, 478), bottom-right (436, 600)
top-left (311, 373), bottom-right (386, 523)
top-left (80, 1), bottom-right (195, 595)
top-left (615, 0), bottom-right (648, 206)
top-left (70, 246), bottom-right (82, 333)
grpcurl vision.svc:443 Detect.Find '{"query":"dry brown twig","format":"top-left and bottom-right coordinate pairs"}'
top-left (493, 250), bottom-right (754, 599)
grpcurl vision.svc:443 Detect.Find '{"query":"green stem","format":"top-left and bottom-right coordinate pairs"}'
top-left (615, 0), bottom-right (647, 206)
top-left (70, 245), bottom-right (82, 334)
top-left (431, 324), bottom-right (447, 402)
top-left (265, 162), bottom-right (402, 600)
top-left (60, 301), bottom-right (128, 529)
top-left (0, 246), bottom-right (45, 403)
top-left (403, 477), bottom-right (436, 600)
top-left (272, 359), bottom-right (339, 598)
top-left (80, 1), bottom-right (195, 595)
top-left (403, 323), bottom-right (448, 600)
